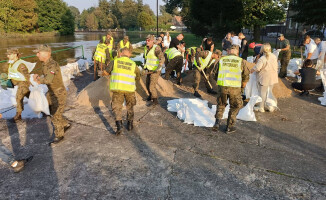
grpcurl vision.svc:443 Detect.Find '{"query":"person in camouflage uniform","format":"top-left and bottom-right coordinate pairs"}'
top-left (278, 34), bottom-right (291, 78)
top-left (32, 45), bottom-right (70, 145)
top-left (2, 48), bottom-right (30, 121)
top-left (193, 49), bottom-right (222, 97)
top-left (104, 48), bottom-right (141, 135)
top-left (212, 45), bottom-right (250, 133)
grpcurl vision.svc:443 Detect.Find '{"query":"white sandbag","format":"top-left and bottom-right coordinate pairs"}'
top-left (28, 76), bottom-right (50, 115)
top-left (237, 95), bottom-right (262, 121)
top-left (245, 72), bottom-right (259, 98)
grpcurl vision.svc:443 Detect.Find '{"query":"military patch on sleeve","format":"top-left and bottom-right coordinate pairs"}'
top-left (50, 71), bottom-right (55, 74)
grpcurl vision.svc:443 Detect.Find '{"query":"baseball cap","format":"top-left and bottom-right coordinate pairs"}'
top-left (33, 44), bottom-right (51, 53)
top-left (6, 48), bottom-right (20, 55)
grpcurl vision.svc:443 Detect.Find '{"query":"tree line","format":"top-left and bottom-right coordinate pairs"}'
top-left (164, 0), bottom-right (326, 41)
top-left (73, 0), bottom-right (174, 31)
top-left (0, 0), bottom-right (74, 35)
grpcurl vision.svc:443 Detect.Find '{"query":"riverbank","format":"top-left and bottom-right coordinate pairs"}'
top-left (0, 31), bottom-right (60, 39)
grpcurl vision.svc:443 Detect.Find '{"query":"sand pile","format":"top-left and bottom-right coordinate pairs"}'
top-left (77, 77), bottom-right (148, 107)
top-left (273, 78), bottom-right (294, 98)
top-left (77, 74), bottom-right (180, 107)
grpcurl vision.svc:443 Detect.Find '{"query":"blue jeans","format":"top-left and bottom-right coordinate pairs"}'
top-left (0, 141), bottom-right (15, 165)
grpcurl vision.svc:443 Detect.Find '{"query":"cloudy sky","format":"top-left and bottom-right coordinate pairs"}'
top-left (64, 0), bottom-right (165, 14)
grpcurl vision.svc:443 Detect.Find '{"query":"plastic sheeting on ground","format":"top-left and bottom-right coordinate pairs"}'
top-left (318, 69), bottom-right (326, 106)
top-left (167, 98), bottom-right (262, 127)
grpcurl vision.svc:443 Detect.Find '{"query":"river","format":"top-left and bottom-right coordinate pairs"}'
top-left (0, 32), bottom-right (149, 65)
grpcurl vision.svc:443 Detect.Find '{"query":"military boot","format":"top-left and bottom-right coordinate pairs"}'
top-left (127, 120), bottom-right (133, 131)
top-left (146, 95), bottom-right (152, 101)
top-left (12, 112), bottom-right (22, 122)
top-left (226, 126), bottom-right (236, 134)
top-left (115, 120), bottom-right (123, 135)
top-left (152, 98), bottom-right (159, 105)
top-left (207, 88), bottom-right (217, 94)
top-left (194, 91), bottom-right (201, 98)
top-left (212, 119), bottom-right (220, 132)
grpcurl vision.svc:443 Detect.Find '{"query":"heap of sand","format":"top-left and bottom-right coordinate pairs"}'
top-left (77, 75), bottom-right (179, 107)
top-left (273, 78), bottom-right (294, 98)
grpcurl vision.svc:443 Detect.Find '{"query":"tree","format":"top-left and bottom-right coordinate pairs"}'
top-left (35, 0), bottom-right (75, 34)
top-left (0, 0), bottom-right (38, 33)
top-left (291, 0), bottom-right (326, 27)
top-left (158, 6), bottom-right (173, 30)
top-left (86, 12), bottom-right (98, 30)
top-left (79, 10), bottom-right (89, 29)
top-left (138, 11), bottom-right (154, 30)
top-left (60, 9), bottom-right (75, 34)
top-left (69, 6), bottom-right (80, 29)
top-left (242, 0), bottom-right (286, 41)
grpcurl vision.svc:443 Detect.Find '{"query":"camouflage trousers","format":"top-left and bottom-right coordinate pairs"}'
top-left (47, 88), bottom-right (68, 137)
top-left (165, 56), bottom-right (184, 84)
top-left (279, 51), bottom-right (291, 78)
top-left (193, 67), bottom-right (215, 92)
top-left (215, 86), bottom-right (243, 128)
top-left (16, 82), bottom-right (30, 114)
top-left (112, 91), bottom-right (136, 121)
top-left (146, 71), bottom-right (160, 99)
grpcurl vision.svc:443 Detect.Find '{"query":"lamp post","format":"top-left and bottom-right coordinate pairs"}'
top-left (157, 0), bottom-right (158, 37)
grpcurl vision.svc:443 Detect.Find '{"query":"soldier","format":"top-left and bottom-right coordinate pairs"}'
top-left (117, 35), bottom-right (133, 56)
top-left (212, 45), bottom-right (250, 133)
top-left (278, 34), bottom-right (291, 78)
top-left (186, 46), bottom-right (197, 70)
top-left (164, 47), bottom-right (184, 85)
top-left (193, 49), bottom-right (222, 97)
top-left (104, 48), bottom-right (140, 135)
top-left (93, 40), bottom-right (110, 79)
top-left (0, 140), bottom-right (33, 173)
top-left (32, 45), bottom-right (70, 145)
top-left (102, 31), bottom-right (115, 60)
top-left (4, 48), bottom-right (30, 121)
top-left (144, 35), bottom-right (165, 105)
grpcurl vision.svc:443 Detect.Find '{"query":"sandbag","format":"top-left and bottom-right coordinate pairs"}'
top-left (237, 96), bottom-right (262, 121)
top-left (28, 76), bottom-right (50, 115)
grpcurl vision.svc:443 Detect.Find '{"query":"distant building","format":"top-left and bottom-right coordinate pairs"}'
top-left (171, 16), bottom-right (187, 31)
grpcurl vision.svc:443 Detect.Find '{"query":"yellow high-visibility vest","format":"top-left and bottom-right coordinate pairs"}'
top-left (8, 59), bottom-right (26, 81)
top-left (144, 44), bottom-right (159, 71)
top-left (217, 55), bottom-right (242, 87)
top-left (119, 40), bottom-right (130, 49)
top-left (110, 56), bottom-right (136, 92)
top-left (94, 43), bottom-right (108, 63)
top-left (165, 48), bottom-right (182, 61)
top-left (194, 51), bottom-right (212, 70)
top-left (187, 47), bottom-right (197, 56)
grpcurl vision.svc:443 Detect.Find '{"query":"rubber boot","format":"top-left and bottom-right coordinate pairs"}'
top-left (115, 120), bottom-right (123, 135)
top-left (127, 120), bottom-right (133, 131)
top-left (212, 119), bottom-right (220, 132)
top-left (152, 98), bottom-right (159, 105)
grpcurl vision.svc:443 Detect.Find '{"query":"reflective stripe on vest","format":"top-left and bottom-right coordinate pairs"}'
top-left (144, 44), bottom-right (159, 71)
top-left (194, 51), bottom-right (212, 70)
top-left (217, 55), bottom-right (242, 87)
top-left (110, 57), bottom-right (136, 92)
top-left (165, 48), bottom-right (181, 61)
top-left (119, 40), bottom-right (130, 49)
top-left (8, 59), bottom-right (26, 81)
top-left (94, 43), bottom-right (108, 63)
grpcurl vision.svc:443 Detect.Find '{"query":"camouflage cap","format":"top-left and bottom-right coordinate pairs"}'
top-left (146, 34), bottom-right (155, 41)
top-left (33, 44), bottom-right (51, 53)
top-left (106, 31), bottom-right (112, 36)
top-left (123, 35), bottom-right (129, 40)
top-left (278, 33), bottom-right (284, 38)
top-left (229, 45), bottom-right (239, 51)
top-left (6, 48), bottom-right (21, 55)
